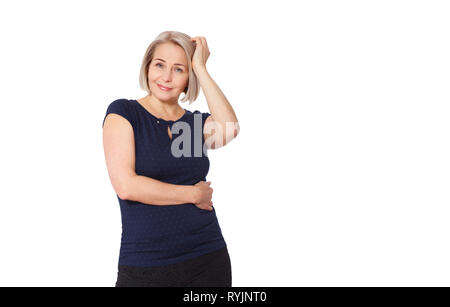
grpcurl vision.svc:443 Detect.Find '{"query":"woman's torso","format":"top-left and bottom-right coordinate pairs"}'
top-left (103, 98), bottom-right (227, 268)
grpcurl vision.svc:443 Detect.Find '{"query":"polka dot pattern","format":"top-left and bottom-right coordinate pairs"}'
top-left (103, 98), bottom-right (227, 268)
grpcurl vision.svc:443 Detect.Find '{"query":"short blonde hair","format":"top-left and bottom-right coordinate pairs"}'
top-left (139, 31), bottom-right (199, 104)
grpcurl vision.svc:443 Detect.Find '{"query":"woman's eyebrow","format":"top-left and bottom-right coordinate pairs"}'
top-left (154, 58), bottom-right (186, 67)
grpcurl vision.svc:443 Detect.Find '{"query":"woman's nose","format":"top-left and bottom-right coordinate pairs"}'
top-left (162, 69), bottom-right (173, 81)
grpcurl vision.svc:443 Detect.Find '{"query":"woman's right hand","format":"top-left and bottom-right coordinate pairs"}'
top-left (193, 181), bottom-right (214, 211)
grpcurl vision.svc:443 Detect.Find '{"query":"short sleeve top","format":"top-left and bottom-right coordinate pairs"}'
top-left (102, 98), bottom-right (227, 267)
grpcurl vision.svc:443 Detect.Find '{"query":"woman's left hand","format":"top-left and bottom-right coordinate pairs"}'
top-left (191, 36), bottom-right (210, 72)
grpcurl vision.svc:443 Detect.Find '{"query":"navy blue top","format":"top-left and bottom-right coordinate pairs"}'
top-left (102, 98), bottom-right (227, 267)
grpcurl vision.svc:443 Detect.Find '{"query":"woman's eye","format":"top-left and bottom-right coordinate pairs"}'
top-left (155, 63), bottom-right (182, 72)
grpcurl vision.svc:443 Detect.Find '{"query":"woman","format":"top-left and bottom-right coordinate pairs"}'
top-left (102, 31), bottom-right (240, 287)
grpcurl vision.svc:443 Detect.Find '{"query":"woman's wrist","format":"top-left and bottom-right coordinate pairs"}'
top-left (186, 185), bottom-right (199, 204)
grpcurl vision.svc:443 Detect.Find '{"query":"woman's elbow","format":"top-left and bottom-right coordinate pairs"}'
top-left (114, 175), bottom-right (135, 200)
top-left (224, 122), bottom-right (240, 145)
top-left (116, 187), bottom-right (129, 200)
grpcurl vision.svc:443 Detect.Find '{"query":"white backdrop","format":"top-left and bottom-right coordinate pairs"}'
top-left (0, 0), bottom-right (449, 286)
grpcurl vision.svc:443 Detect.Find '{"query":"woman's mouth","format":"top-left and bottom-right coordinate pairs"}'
top-left (157, 84), bottom-right (173, 91)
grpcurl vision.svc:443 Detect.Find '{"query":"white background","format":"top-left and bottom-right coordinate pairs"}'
top-left (0, 0), bottom-right (449, 286)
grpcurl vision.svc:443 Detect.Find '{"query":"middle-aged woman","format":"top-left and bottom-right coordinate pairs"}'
top-left (102, 31), bottom-right (240, 287)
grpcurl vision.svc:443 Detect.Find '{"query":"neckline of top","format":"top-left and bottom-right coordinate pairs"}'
top-left (132, 99), bottom-right (188, 123)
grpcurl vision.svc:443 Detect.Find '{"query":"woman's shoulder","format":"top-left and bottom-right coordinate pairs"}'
top-left (182, 109), bottom-right (212, 124)
top-left (103, 98), bottom-right (138, 128)
top-left (108, 98), bottom-right (135, 107)
top-left (191, 109), bottom-right (211, 121)
top-left (190, 109), bottom-right (210, 117)
top-left (109, 98), bottom-right (141, 114)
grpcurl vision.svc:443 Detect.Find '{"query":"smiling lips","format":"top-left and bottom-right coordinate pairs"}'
top-left (157, 84), bottom-right (172, 91)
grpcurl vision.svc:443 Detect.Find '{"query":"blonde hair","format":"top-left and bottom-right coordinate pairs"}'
top-left (139, 31), bottom-right (199, 104)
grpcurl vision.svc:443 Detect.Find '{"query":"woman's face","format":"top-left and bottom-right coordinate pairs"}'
top-left (148, 42), bottom-right (189, 102)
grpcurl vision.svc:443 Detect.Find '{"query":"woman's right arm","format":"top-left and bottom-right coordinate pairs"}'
top-left (102, 113), bottom-right (199, 206)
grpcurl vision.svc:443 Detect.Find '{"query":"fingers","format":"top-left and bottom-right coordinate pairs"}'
top-left (191, 37), bottom-right (200, 45)
top-left (200, 37), bottom-right (207, 49)
top-left (191, 36), bottom-right (207, 48)
top-left (198, 180), bottom-right (213, 211)
top-left (203, 205), bottom-right (213, 211)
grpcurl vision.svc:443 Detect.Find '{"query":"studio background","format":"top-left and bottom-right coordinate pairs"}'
top-left (0, 0), bottom-right (449, 286)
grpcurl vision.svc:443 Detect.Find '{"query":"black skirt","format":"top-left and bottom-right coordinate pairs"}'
top-left (115, 246), bottom-right (232, 287)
